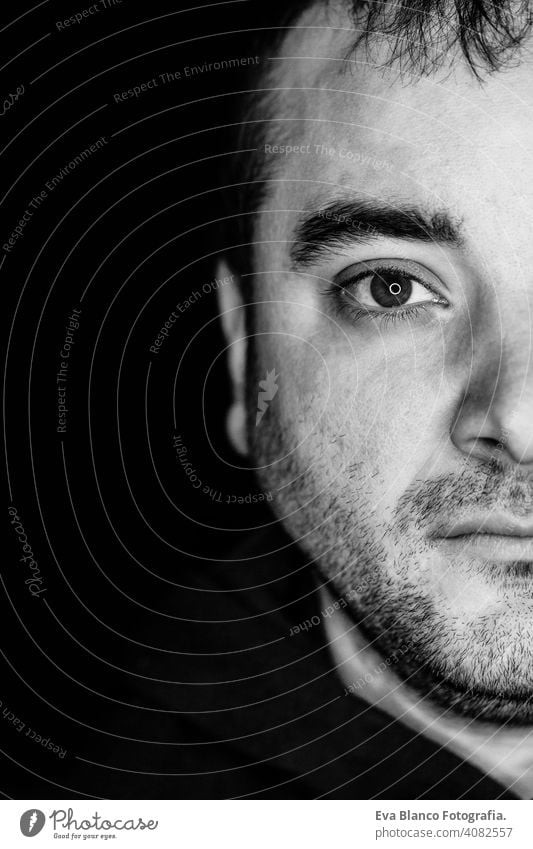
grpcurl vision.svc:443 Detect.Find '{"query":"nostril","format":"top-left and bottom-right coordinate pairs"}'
top-left (483, 437), bottom-right (502, 451)
top-left (483, 436), bottom-right (511, 462)
top-left (463, 436), bottom-right (506, 465)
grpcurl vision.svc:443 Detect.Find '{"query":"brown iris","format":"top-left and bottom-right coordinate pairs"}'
top-left (370, 270), bottom-right (413, 308)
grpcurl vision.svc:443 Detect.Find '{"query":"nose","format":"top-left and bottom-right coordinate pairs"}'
top-left (451, 337), bottom-right (533, 467)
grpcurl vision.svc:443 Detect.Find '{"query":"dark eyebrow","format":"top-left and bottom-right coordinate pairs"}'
top-left (290, 199), bottom-right (464, 269)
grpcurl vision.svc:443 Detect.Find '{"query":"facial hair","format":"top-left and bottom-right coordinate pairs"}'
top-left (247, 344), bottom-right (533, 725)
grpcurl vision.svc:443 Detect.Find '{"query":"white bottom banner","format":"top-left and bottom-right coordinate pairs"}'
top-left (0, 800), bottom-right (529, 848)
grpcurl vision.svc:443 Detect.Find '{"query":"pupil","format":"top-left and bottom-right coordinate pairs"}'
top-left (370, 271), bottom-right (412, 307)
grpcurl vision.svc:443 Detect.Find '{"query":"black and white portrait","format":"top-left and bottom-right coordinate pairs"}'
top-left (4, 0), bottom-right (533, 820)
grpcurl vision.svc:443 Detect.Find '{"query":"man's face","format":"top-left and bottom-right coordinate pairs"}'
top-left (233, 6), bottom-right (533, 722)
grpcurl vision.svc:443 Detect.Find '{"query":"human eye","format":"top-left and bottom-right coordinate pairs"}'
top-left (324, 258), bottom-right (449, 325)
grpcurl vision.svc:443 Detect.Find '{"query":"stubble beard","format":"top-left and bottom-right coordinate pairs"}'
top-left (247, 363), bottom-right (533, 725)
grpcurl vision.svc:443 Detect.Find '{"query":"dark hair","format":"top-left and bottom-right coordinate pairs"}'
top-left (221, 0), bottom-right (533, 274)
top-left (364, 0), bottom-right (532, 74)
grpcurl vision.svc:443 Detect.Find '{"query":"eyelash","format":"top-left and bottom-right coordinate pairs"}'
top-left (326, 296), bottom-right (429, 327)
top-left (323, 266), bottom-right (446, 326)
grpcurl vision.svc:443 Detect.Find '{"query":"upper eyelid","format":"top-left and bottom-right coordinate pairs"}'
top-left (334, 259), bottom-right (447, 295)
top-left (342, 267), bottom-right (430, 287)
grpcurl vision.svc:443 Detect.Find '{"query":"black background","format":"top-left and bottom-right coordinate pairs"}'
top-left (2, 0), bottom-right (289, 798)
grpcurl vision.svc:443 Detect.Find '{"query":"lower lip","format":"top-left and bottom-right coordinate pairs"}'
top-left (436, 534), bottom-right (533, 560)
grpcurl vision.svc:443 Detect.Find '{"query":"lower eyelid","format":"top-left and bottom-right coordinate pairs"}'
top-left (337, 302), bottom-right (431, 326)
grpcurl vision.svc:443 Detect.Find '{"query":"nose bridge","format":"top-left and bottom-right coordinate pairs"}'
top-left (452, 313), bottom-right (533, 466)
top-left (492, 330), bottom-right (533, 443)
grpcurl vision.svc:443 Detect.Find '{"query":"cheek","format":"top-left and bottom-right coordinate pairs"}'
top-left (255, 305), bottom-right (447, 456)
top-left (250, 284), bottom-right (465, 527)
top-left (332, 355), bottom-right (448, 510)
top-left (249, 288), bottom-right (336, 451)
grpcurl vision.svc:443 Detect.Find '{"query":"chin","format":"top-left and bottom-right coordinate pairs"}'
top-left (350, 583), bottom-right (533, 727)
top-left (385, 632), bottom-right (533, 725)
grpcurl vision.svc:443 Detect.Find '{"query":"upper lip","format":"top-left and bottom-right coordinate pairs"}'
top-left (442, 516), bottom-right (533, 538)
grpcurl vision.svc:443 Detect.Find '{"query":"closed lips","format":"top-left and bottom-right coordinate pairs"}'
top-left (444, 517), bottom-right (533, 538)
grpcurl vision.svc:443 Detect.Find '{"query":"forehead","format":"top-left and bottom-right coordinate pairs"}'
top-left (258, 5), bottom-right (533, 257)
